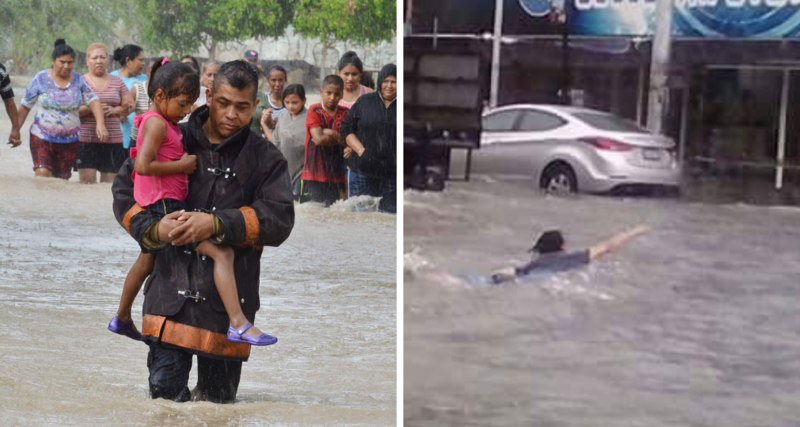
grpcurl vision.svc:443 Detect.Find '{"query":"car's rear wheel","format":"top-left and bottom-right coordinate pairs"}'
top-left (540, 162), bottom-right (578, 194)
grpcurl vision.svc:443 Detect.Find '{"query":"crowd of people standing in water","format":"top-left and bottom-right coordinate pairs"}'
top-left (2, 39), bottom-right (397, 213)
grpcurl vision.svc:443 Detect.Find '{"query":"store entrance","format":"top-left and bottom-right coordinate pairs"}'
top-left (697, 66), bottom-right (800, 189)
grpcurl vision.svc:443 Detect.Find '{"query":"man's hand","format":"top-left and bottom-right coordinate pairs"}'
top-left (157, 210), bottom-right (186, 243)
top-left (169, 212), bottom-right (215, 246)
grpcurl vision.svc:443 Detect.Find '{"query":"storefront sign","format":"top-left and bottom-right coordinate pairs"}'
top-left (570, 0), bottom-right (800, 38)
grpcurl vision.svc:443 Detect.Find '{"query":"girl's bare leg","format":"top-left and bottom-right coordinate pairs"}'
top-left (78, 168), bottom-right (98, 184)
top-left (195, 241), bottom-right (265, 339)
top-left (117, 253), bottom-right (155, 324)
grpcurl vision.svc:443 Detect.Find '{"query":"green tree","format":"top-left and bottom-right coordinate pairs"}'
top-left (135, 0), bottom-right (295, 59)
top-left (293, 0), bottom-right (396, 69)
top-left (0, 0), bottom-right (129, 74)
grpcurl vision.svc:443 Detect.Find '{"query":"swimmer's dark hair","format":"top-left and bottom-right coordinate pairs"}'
top-left (212, 60), bottom-right (259, 101)
top-left (337, 50), bottom-right (363, 73)
top-left (531, 230), bottom-right (564, 254)
top-left (282, 84), bottom-right (306, 103)
top-left (112, 44), bottom-right (143, 68)
top-left (147, 58), bottom-right (200, 101)
top-left (52, 39), bottom-right (75, 61)
top-left (322, 75), bottom-right (344, 92)
top-left (267, 65), bottom-right (288, 79)
top-left (180, 55), bottom-right (200, 74)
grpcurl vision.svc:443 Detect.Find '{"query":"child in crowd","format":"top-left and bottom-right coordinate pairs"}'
top-left (299, 76), bottom-right (349, 206)
top-left (108, 58), bottom-right (276, 346)
top-left (263, 84), bottom-right (307, 199)
top-left (130, 60), bottom-right (155, 145)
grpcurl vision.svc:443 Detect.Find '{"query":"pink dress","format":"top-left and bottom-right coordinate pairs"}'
top-left (130, 111), bottom-right (189, 207)
top-left (338, 85), bottom-right (368, 109)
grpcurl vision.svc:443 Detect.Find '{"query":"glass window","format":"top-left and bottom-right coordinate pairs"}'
top-left (573, 112), bottom-right (647, 133)
top-left (482, 110), bottom-right (519, 131)
top-left (517, 110), bottom-right (567, 131)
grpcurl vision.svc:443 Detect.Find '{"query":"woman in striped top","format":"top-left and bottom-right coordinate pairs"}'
top-left (130, 60), bottom-right (155, 145)
top-left (76, 43), bottom-right (134, 184)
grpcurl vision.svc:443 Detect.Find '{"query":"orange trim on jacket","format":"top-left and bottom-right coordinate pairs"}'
top-left (239, 206), bottom-right (260, 245)
top-left (123, 203), bottom-right (145, 235)
top-left (142, 314), bottom-right (251, 359)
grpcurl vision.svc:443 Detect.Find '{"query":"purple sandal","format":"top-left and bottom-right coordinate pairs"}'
top-left (108, 317), bottom-right (142, 341)
top-left (226, 323), bottom-right (277, 346)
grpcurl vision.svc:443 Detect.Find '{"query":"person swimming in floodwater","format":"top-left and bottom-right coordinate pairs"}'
top-left (409, 225), bottom-right (649, 288)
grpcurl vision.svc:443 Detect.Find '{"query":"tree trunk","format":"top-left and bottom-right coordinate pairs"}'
top-left (208, 39), bottom-right (218, 60)
top-left (312, 41), bottom-right (321, 68)
top-left (320, 38), bottom-right (335, 74)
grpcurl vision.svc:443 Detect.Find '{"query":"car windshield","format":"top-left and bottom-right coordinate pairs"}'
top-left (573, 112), bottom-right (647, 133)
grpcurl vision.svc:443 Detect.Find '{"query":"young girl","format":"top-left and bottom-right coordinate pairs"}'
top-left (257, 65), bottom-right (288, 139)
top-left (263, 84), bottom-right (307, 199)
top-left (108, 58), bottom-right (276, 346)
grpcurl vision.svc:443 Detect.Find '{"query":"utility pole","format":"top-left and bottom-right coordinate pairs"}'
top-left (489, 0), bottom-right (504, 107)
top-left (646, 0), bottom-right (673, 135)
top-left (404, 0), bottom-right (413, 36)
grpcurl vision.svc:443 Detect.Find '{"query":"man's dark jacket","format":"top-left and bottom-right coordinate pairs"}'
top-left (112, 106), bottom-right (295, 361)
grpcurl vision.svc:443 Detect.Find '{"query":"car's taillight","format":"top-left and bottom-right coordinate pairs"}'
top-left (580, 137), bottom-right (634, 152)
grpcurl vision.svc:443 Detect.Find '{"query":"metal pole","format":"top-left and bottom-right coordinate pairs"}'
top-left (404, 0), bottom-right (413, 35)
top-left (559, 7), bottom-right (571, 105)
top-left (679, 86), bottom-right (689, 165)
top-left (776, 69), bottom-right (789, 190)
top-left (490, 0), bottom-right (504, 107)
top-left (433, 16), bottom-right (438, 49)
top-left (646, 0), bottom-right (673, 134)
top-left (637, 66), bottom-right (646, 126)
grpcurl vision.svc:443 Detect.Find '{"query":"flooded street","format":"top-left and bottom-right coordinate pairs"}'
top-left (0, 110), bottom-right (396, 426)
top-left (404, 177), bottom-right (800, 426)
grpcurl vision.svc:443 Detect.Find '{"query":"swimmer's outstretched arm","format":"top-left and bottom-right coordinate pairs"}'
top-left (588, 225), bottom-right (650, 261)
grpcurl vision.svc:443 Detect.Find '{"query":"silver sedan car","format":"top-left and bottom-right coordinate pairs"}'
top-left (476, 104), bottom-right (681, 194)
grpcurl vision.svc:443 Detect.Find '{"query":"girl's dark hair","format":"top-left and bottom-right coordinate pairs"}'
top-left (360, 71), bottom-right (375, 90)
top-left (180, 56), bottom-right (200, 74)
top-left (337, 51), bottom-right (363, 73)
top-left (112, 44), bottom-right (143, 67)
top-left (282, 84), bottom-right (306, 103)
top-left (267, 65), bottom-right (288, 79)
top-left (52, 38), bottom-right (75, 61)
top-left (147, 58), bottom-right (200, 101)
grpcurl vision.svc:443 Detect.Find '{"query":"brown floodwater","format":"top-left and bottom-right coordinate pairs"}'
top-left (0, 99), bottom-right (397, 426)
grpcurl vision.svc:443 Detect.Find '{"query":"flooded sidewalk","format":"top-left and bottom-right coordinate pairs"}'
top-left (405, 178), bottom-right (800, 426)
top-left (0, 121), bottom-right (397, 426)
